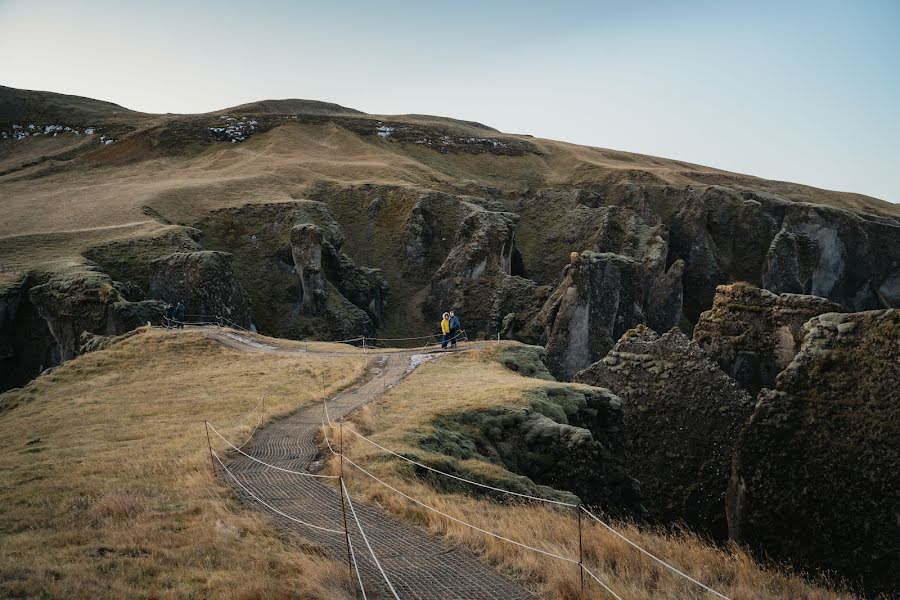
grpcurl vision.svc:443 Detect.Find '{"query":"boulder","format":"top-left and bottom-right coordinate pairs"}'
top-left (693, 283), bottom-right (844, 394)
top-left (727, 309), bottom-right (900, 596)
top-left (575, 325), bottom-right (752, 538)
top-left (148, 251), bottom-right (251, 327)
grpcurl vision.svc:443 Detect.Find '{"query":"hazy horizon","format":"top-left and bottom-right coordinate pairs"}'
top-left (1, 0), bottom-right (898, 202)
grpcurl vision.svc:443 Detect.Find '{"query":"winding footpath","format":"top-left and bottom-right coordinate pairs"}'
top-left (208, 330), bottom-right (535, 599)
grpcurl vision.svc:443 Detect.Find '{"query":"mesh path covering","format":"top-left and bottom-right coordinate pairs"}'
top-left (219, 350), bottom-right (536, 599)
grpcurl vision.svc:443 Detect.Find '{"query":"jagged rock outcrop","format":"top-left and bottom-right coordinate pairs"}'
top-left (537, 251), bottom-right (646, 380)
top-left (425, 204), bottom-right (538, 336)
top-left (727, 309), bottom-right (900, 596)
top-left (290, 224), bottom-right (326, 315)
top-left (1, 275), bottom-right (58, 391)
top-left (1, 268), bottom-right (163, 391)
top-left (646, 259), bottom-right (685, 333)
top-left (419, 384), bottom-right (643, 517)
top-left (148, 251), bottom-right (251, 326)
top-left (196, 201), bottom-right (388, 340)
top-left (669, 187), bottom-right (900, 323)
top-left (693, 283), bottom-right (844, 394)
top-left (575, 325), bottom-right (753, 539)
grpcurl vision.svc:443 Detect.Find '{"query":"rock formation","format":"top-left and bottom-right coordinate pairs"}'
top-left (290, 224), bottom-right (326, 315)
top-left (419, 383), bottom-right (643, 517)
top-left (196, 200), bottom-right (388, 340)
top-left (727, 309), bottom-right (900, 596)
top-left (425, 203), bottom-right (542, 336)
top-left (693, 282), bottom-right (844, 394)
top-left (575, 325), bottom-right (753, 538)
top-left (148, 251), bottom-right (252, 327)
top-left (537, 251), bottom-right (646, 380)
top-left (1, 268), bottom-right (163, 392)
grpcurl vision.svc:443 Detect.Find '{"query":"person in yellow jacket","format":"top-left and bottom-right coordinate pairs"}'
top-left (440, 312), bottom-right (451, 350)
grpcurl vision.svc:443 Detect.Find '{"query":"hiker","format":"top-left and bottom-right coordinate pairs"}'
top-left (449, 310), bottom-right (461, 348)
top-left (174, 301), bottom-right (186, 329)
top-left (164, 303), bottom-right (174, 328)
top-left (440, 312), bottom-right (450, 350)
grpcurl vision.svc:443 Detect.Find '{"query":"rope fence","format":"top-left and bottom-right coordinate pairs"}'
top-left (203, 343), bottom-right (733, 600)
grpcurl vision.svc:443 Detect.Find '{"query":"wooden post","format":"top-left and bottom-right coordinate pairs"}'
top-left (338, 477), bottom-right (355, 591)
top-left (578, 503), bottom-right (585, 592)
top-left (339, 421), bottom-right (344, 478)
top-left (204, 421), bottom-right (215, 473)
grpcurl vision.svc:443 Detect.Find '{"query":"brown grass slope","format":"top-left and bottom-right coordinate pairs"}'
top-left (0, 328), bottom-right (367, 599)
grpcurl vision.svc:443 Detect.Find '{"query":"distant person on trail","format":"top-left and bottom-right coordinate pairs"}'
top-left (449, 311), bottom-right (461, 348)
top-left (164, 303), bottom-right (174, 328)
top-left (440, 312), bottom-right (450, 350)
top-left (174, 301), bottom-right (186, 329)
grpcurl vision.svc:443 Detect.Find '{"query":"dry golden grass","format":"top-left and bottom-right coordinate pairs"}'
top-left (325, 345), bottom-right (859, 600)
top-left (0, 328), bottom-right (369, 599)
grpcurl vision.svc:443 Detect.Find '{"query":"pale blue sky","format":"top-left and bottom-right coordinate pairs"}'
top-left (1, 0), bottom-right (898, 202)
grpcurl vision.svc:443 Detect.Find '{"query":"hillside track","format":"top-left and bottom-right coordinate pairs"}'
top-left (203, 329), bottom-right (535, 599)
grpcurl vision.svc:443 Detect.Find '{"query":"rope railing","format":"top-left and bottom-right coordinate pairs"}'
top-left (211, 449), bottom-right (345, 534)
top-left (324, 396), bottom-right (730, 598)
top-left (340, 478), bottom-right (401, 599)
top-left (580, 507), bottom-right (732, 600)
top-left (340, 424), bottom-right (578, 508)
top-left (206, 421), bottom-right (339, 479)
top-left (340, 453), bottom-right (578, 565)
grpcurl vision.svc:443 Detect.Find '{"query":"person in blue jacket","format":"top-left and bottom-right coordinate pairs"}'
top-left (448, 311), bottom-right (461, 348)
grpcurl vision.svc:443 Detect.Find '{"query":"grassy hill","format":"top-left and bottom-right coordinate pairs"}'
top-left (0, 328), bottom-right (365, 599)
top-left (0, 329), bottom-right (859, 598)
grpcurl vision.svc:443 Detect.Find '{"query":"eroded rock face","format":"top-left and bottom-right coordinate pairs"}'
top-left (669, 187), bottom-right (900, 323)
top-left (727, 309), bottom-right (900, 596)
top-left (575, 325), bottom-right (752, 538)
top-left (425, 204), bottom-right (537, 335)
top-left (290, 224), bottom-right (326, 315)
top-left (196, 201), bottom-right (387, 340)
top-left (149, 251), bottom-right (251, 326)
top-left (1, 275), bottom-right (58, 391)
top-left (693, 282), bottom-right (844, 394)
top-left (1, 268), bottom-right (163, 391)
top-left (419, 384), bottom-right (643, 517)
top-left (538, 251), bottom-right (646, 380)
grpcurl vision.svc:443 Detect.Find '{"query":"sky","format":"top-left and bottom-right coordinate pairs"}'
top-left (1, 0), bottom-right (898, 202)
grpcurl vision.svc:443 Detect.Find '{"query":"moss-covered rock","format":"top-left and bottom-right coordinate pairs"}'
top-left (418, 384), bottom-right (643, 517)
top-left (727, 309), bottom-right (900, 596)
top-left (498, 345), bottom-right (555, 381)
top-left (148, 251), bottom-right (251, 326)
top-left (693, 282), bottom-right (844, 394)
top-left (575, 325), bottom-right (753, 539)
top-left (196, 201), bottom-right (386, 340)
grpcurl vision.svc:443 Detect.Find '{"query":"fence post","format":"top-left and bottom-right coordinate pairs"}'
top-left (204, 421), bottom-right (215, 473)
top-left (340, 421), bottom-right (345, 478)
top-left (338, 477), bottom-right (355, 586)
top-left (577, 503), bottom-right (585, 592)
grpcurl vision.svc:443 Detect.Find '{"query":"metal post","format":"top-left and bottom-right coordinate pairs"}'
top-left (577, 503), bottom-right (585, 592)
top-left (338, 477), bottom-right (355, 590)
top-left (204, 421), bottom-right (215, 473)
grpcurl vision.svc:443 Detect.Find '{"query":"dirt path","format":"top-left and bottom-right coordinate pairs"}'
top-left (212, 332), bottom-right (534, 599)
